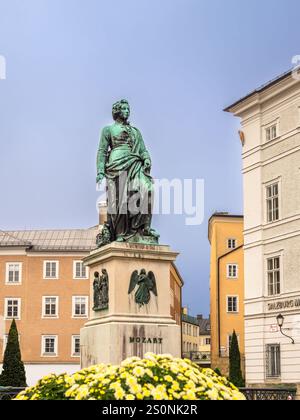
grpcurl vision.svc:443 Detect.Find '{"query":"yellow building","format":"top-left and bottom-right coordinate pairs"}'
top-left (208, 213), bottom-right (244, 376)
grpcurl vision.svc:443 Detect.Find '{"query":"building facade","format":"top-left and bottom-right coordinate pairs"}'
top-left (0, 227), bottom-right (183, 385)
top-left (198, 315), bottom-right (211, 356)
top-left (182, 308), bottom-right (200, 357)
top-left (209, 213), bottom-right (245, 376)
top-left (182, 309), bottom-right (211, 367)
top-left (226, 70), bottom-right (300, 385)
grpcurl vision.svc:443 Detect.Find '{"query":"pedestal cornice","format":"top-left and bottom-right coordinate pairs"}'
top-left (83, 242), bottom-right (179, 266)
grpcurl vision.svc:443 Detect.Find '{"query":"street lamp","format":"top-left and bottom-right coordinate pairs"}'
top-left (276, 314), bottom-right (295, 344)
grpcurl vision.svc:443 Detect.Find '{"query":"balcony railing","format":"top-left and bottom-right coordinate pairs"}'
top-left (0, 387), bottom-right (25, 400)
top-left (182, 351), bottom-right (211, 364)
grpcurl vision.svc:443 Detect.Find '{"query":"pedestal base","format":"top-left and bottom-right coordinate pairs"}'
top-left (81, 321), bottom-right (181, 367)
top-left (80, 242), bottom-right (182, 368)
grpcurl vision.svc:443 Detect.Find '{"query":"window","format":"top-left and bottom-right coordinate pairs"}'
top-left (72, 336), bottom-right (81, 357)
top-left (205, 338), bottom-right (211, 346)
top-left (227, 296), bottom-right (238, 313)
top-left (73, 261), bottom-right (88, 279)
top-left (227, 264), bottom-right (238, 279)
top-left (266, 124), bottom-right (277, 142)
top-left (228, 239), bottom-right (237, 250)
top-left (44, 261), bottom-right (59, 279)
top-left (267, 257), bottom-right (281, 296)
top-left (6, 263), bottom-right (22, 284)
top-left (266, 344), bottom-right (281, 378)
top-left (5, 298), bottom-right (21, 319)
top-left (73, 297), bottom-right (88, 318)
top-left (43, 297), bottom-right (59, 318)
top-left (42, 336), bottom-right (58, 356)
top-left (266, 183), bottom-right (279, 223)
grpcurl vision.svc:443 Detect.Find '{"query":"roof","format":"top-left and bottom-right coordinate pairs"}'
top-left (208, 213), bottom-right (244, 242)
top-left (182, 314), bottom-right (200, 327)
top-left (198, 318), bottom-right (211, 336)
top-left (224, 68), bottom-right (294, 112)
top-left (0, 227), bottom-right (99, 252)
top-left (208, 213), bottom-right (243, 224)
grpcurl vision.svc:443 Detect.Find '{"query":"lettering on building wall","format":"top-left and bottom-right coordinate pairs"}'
top-left (267, 298), bottom-right (300, 312)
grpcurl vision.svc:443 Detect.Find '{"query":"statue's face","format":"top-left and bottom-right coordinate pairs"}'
top-left (119, 103), bottom-right (130, 121)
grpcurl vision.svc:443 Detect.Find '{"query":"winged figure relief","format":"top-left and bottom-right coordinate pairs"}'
top-left (128, 269), bottom-right (158, 307)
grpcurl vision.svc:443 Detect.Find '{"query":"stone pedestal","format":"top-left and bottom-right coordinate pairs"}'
top-left (80, 242), bottom-right (181, 368)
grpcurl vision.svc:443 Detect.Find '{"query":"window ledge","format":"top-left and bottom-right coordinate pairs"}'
top-left (42, 354), bottom-right (58, 358)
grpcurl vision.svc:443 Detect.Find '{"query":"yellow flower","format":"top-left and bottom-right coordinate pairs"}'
top-left (206, 389), bottom-right (219, 400)
top-left (115, 388), bottom-right (125, 400)
top-left (186, 390), bottom-right (197, 400)
top-left (143, 390), bottom-right (151, 398)
top-left (75, 385), bottom-right (89, 400)
top-left (110, 382), bottom-right (121, 391)
top-left (126, 376), bottom-right (138, 387)
top-left (152, 390), bottom-right (164, 400)
top-left (164, 375), bottom-right (173, 383)
top-left (156, 384), bottom-right (166, 393)
top-left (130, 383), bottom-right (142, 395)
top-left (126, 394), bottom-right (135, 400)
top-left (132, 366), bottom-right (145, 377)
top-left (171, 381), bottom-right (180, 391)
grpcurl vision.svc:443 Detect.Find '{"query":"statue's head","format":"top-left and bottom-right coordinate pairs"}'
top-left (112, 99), bottom-right (130, 122)
top-left (141, 269), bottom-right (146, 275)
top-left (102, 269), bottom-right (107, 275)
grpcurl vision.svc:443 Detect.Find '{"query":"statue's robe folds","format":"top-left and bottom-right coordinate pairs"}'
top-left (97, 122), bottom-right (153, 240)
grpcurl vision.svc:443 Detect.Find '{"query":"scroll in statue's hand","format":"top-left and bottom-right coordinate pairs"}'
top-left (96, 173), bottom-right (105, 184)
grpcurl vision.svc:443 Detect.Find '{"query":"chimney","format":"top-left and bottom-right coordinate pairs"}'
top-left (98, 201), bottom-right (108, 226)
top-left (182, 307), bottom-right (188, 316)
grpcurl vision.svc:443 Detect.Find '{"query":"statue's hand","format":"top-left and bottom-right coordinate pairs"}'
top-left (144, 159), bottom-right (151, 171)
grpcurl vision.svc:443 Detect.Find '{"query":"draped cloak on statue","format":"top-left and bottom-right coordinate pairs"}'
top-left (97, 122), bottom-right (154, 241)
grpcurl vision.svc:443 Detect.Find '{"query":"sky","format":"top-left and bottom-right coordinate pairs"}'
top-left (0, 0), bottom-right (299, 317)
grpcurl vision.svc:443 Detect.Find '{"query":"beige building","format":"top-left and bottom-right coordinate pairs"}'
top-left (182, 309), bottom-right (211, 367)
top-left (182, 308), bottom-right (200, 356)
top-left (198, 315), bottom-right (211, 355)
top-left (0, 226), bottom-right (183, 385)
top-left (226, 69), bottom-right (300, 385)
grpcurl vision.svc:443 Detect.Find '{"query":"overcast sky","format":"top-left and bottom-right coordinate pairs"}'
top-left (0, 0), bottom-right (299, 316)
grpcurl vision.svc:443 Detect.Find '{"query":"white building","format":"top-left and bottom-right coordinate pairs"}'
top-left (225, 70), bottom-right (300, 385)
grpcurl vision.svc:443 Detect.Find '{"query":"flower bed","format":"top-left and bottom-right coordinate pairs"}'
top-left (15, 353), bottom-right (245, 400)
